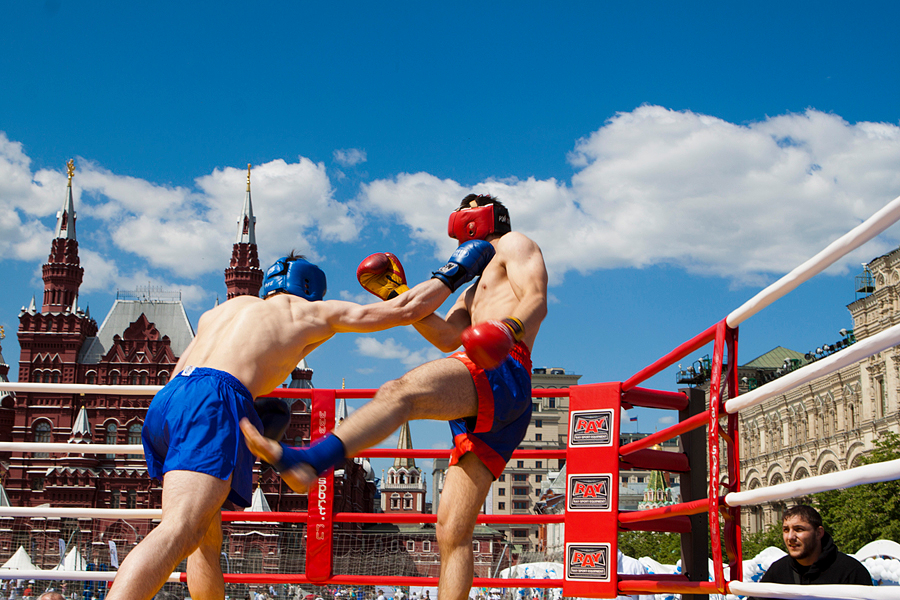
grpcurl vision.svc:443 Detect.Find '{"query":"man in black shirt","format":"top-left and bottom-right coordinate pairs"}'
top-left (749, 504), bottom-right (871, 599)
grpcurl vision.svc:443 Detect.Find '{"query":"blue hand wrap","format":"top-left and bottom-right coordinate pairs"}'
top-left (273, 433), bottom-right (346, 475)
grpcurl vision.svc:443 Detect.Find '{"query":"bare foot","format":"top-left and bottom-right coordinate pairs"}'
top-left (240, 418), bottom-right (316, 494)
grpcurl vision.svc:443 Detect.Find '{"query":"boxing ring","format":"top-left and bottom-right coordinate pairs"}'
top-left (3, 194), bottom-right (900, 598)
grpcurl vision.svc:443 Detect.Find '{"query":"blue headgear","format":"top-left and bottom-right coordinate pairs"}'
top-left (260, 256), bottom-right (327, 301)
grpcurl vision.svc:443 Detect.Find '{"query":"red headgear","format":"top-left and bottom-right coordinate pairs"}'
top-left (448, 204), bottom-right (511, 241)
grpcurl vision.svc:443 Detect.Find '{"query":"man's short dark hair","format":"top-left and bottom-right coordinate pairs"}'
top-left (460, 193), bottom-right (508, 213)
top-left (782, 504), bottom-right (823, 529)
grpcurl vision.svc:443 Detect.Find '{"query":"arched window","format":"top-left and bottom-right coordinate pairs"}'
top-left (34, 421), bottom-right (52, 443)
top-left (50, 371), bottom-right (60, 384)
top-left (86, 371), bottom-right (97, 385)
top-left (109, 371), bottom-right (119, 385)
top-left (139, 372), bottom-right (148, 385)
top-left (158, 371), bottom-right (170, 385)
top-left (106, 423), bottom-right (118, 459)
top-left (130, 371), bottom-right (138, 385)
top-left (34, 421), bottom-right (52, 458)
top-left (128, 423), bottom-right (142, 458)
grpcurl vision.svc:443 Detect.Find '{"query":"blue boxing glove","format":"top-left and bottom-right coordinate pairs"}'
top-left (431, 240), bottom-right (496, 292)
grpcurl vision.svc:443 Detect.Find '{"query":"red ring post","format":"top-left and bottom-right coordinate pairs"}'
top-left (306, 388), bottom-right (336, 582)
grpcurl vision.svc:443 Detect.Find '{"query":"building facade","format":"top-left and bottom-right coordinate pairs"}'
top-left (735, 248), bottom-right (900, 533)
top-left (0, 163), bottom-right (375, 582)
top-left (481, 367), bottom-right (579, 558)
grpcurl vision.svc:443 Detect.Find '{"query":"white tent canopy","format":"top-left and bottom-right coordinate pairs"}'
top-left (51, 547), bottom-right (87, 571)
top-left (1, 546), bottom-right (36, 570)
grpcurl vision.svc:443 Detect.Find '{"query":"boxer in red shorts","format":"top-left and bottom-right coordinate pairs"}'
top-left (243, 194), bottom-right (548, 600)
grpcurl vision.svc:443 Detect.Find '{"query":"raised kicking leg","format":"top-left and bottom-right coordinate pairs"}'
top-left (241, 357), bottom-right (478, 493)
top-left (106, 470), bottom-right (231, 600)
top-left (436, 452), bottom-right (495, 600)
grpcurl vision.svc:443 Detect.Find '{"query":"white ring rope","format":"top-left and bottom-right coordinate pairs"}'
top-left (0, 507), bottom-right (161, 518)
top-left (725, 320), bottom-right (900, 414)
top-left (0, 382), bottom-right (162, 395)
top-left (0, 569), bottom-right (181, 583)
top-left (729, 580), bottom-right (899, 600)
top-left (725, 458), bottom-right (900, 507)
top-left (726, 193), bottom-right (900, 329)
top-left (0, 442), bottom-right (143, 454)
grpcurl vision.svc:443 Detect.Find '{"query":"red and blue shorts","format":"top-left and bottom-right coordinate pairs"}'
top-left (448, 342), bottom-right (533, 479)
top-left (142, 367), bottom-right (264, 508)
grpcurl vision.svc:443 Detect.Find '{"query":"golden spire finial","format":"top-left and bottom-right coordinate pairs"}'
top-left (66, 159), bottom-right (75, 184)
top-left (0, 325), bottom-right (5, 340)
top-left (341, 377), bottom-right (346, 389)
top-left (247, 163), bottom-right (252, 192)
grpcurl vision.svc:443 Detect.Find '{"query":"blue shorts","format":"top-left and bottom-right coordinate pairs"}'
top-left (449, 342), bottom-right (533, 478)
top-left (142, 367), bottom-right (263, 508)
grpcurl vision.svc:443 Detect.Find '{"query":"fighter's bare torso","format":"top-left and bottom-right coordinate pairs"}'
top-left (461, 231), bottom-right (546, 350)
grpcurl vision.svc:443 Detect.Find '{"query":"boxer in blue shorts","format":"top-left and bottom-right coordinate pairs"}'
top-left (242, 194), bottom-right (548, 600)
top-left (108, 242), bottom-right (496, 600)
top-left (143, 366), bottom-right (264, 507)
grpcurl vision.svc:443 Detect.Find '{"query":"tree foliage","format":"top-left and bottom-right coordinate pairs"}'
top-left (618, 530), bottom-right (681, 564)
top-left (814, 431), bottom-right (900, 553)
top-left (741, 523), bottom-right (784, 560)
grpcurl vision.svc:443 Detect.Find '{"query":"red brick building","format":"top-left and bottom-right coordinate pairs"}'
top-left (0, 163), bottom-right (374, 577)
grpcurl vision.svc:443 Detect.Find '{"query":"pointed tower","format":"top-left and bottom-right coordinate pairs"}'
top-left (381, 422), bottom-right (427, 513)
top-left (637, 445), bottom-right (677, 510)
top-left (42, 159), bottom-right (84, 313)
top-left (18, 160), bottom-right (98, 384)
top-left (0, 327), bottom-right (14, 460)
top-left (0, 326), bottom-right (12, 405)
top-left (225, 164), bottom-right (263, 299)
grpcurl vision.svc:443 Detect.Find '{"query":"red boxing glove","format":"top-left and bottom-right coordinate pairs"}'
top-left (357, 252), bottom-right (410, 300)
top-left (461, 317), bottom-right (525, 370)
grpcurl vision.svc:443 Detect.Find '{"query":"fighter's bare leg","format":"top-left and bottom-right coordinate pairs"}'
top-left (241, 420), bottom-right (318, 493)
top-left (106, 470), bottom-right (231, 600)
top-left (334, 357), bottom-right (477, 456)
top-left (186, 510), bottom-right (225, 600)
top-left (436, 452), bottom-right (496, 600)
top-left (241, 357), bottom-right (477, 494)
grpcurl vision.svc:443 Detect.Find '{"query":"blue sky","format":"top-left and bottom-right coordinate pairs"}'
top-left (2, 2), bottom-right (900, 486)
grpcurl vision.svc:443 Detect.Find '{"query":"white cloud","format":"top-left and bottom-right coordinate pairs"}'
top-left (0, 147), bottom-right (362, 284)
top-left (333, 148), bottom-right (367, 167)
top-left (4, 105), bottom-right (900, 297)
top-left (339, 289), bottom-right (379, 305)
top-left (354, 336), bottom-right (445, 368)
top-left (359, 106), bottom-right (900, 285)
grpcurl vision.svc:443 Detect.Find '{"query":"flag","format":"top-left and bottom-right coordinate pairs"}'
top-left (109, 540), bottom-right (119, 569)
top-left (629, 417), bottom-right (638, 422)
